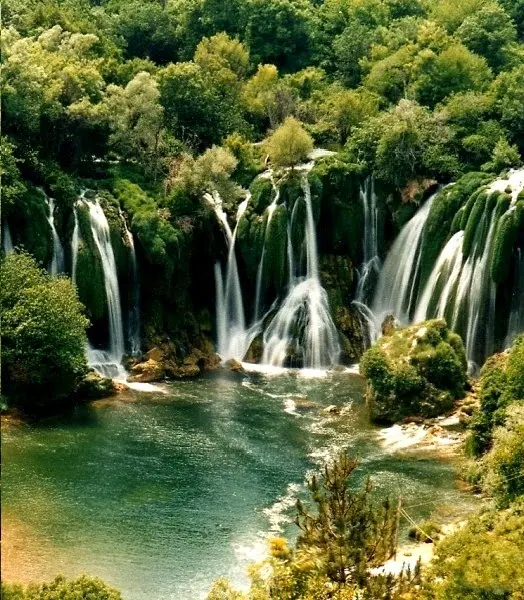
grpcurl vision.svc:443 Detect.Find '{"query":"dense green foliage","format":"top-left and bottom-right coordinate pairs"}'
top-left (1, 575), bottom-right (122, 600)
top-left (360, 319), bottom-right (468, 423)
top-left (469, 334), bottom-right (524, 454)
top-left (0, 252), bottom-right (89, 406)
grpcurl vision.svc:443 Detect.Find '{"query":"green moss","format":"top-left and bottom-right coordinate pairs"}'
top-left (237, 211), bottom-right (267, 282)
top-left (249, 177), bottom-right (274, 214)
top-left (312, 158), bottom-right (363, 260)
top-left (462, 192), bottom-right (489, 258)
top-left (420, 172), bottom-right (492, 285)
top-left (491, 200), bottom-right (524, 284)
top-left (264, 204), bottom-right (289, 295)
top-left (9, 186), bottom-right (53, 266)
top-left (460, 188), bottom-right (485, 230)
top-left (360, 319), bottom-right (467, 423)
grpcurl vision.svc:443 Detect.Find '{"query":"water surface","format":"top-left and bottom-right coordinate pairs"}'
top-left (2, 372), bottom-right (472, 599)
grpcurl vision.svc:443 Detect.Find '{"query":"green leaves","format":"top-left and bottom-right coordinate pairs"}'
top-left (0, 252), bottom-right (89, 405)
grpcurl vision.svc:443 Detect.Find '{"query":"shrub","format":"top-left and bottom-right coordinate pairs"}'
top-left (1, 574), bottom-right (122, 600)
top-left (266, 116), bottom-right (313, 168)
top-left (0, 252), bottom-right (89, 406)
top-left (408, 519), bottom-right (442, 542)
top-left (484, 403), bottom-right (524, 505)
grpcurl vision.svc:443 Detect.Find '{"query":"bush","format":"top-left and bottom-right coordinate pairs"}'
top-left (425, 499), bottom-right (524, 598)
top-left (1, 574), bottom-right (122, 600)
top-left (266, 116), bottom-right (313, 168)
top-left (0, 252), bottom-right (89, 406)
top-left (408, 519), bottom-right (442, 543)
top-left (484, 403), bottom-right (524, 505)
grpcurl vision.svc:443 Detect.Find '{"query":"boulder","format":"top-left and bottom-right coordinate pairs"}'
top-left (128, 358), bottom-right (164, 383)
top-left (224, 359), bottom-right (245, 373)
top-left (77, 371), bottom-right (117, 400)
top-left (360, 319), bottom-right (468, 423)
top-left (324, 404), bottom-right (341, 414)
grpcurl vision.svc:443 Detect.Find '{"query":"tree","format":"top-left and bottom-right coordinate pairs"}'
top-left (0, 252), bottom-right (89, 406)
top-left (266, 116), bottom-right (313, 168)
top-left (296, 453), bottom-right (398, 586)
top-left (113, 1), bottom-right (179, 64)
top-left (456, 3), bottom-right (517, 71)
top-left (412, 44), bottom-right (492, 108)
top-left (104, 71), bottom-right (166, 178)
top-left (243, 0), bottom-right (314, 72)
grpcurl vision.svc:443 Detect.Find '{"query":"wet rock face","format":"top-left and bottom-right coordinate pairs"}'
top-left (360, 319), bottom-right (468, 424)
top-left (319, 254), bottom-right (366, 363)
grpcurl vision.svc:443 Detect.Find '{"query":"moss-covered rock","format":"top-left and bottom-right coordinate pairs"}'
top-left (7, 186), bottom-right (53, 266)
top-left (360, 319), bottom-right (468, 423)
top-left (420, 172), bottom-right (492, 285)
top-left (491, 199), bottom-right (524, 284)
top-left (312, 157), bottom-right (362, 260)
top-left (320, 255), bottom-right (366, 363)
top-left (76, 371), bottom-right (116, 400)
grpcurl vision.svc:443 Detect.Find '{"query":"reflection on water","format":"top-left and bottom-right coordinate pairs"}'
top-left (2, 372), bottom-right (474, 599)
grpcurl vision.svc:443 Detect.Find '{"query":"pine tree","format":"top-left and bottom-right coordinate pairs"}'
top-left (295, 453), bottom-right (399, 587)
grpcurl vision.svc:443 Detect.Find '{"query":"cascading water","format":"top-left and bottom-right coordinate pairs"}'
top-left (2, 221), bottom-right (14, 254)
top-left (122, 213), bottom-right (141, 356)
top-left (44, 194), bottom-right (65, 275)
top-left (372, 193), bottom-right (435, 326)
top-left (355, 177), bottom-right (381, 305)
top-left (83, 199), bottom-right (126, 378)
top-left (371, 169), bottom-right (524, 369)
top-left (261, 173), bottom-right (340, 368)
top-left (210, 191), bottom-right (260, 361)
top-left (71, 206), bottom-right (80, 283)
top-left (253, 184), bottom-right (279, 321)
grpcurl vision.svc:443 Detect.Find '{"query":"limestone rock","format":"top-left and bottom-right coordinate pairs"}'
top-left (225, 359), bottom-right (245, 373)
top-left (128, 358), bottom-right (164, 383)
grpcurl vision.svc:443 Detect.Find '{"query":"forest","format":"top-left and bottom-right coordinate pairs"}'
top-left (1, 0), bottom-right (524, 598)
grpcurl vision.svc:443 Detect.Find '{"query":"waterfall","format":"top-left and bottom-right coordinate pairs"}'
top-left (84, 199), bottom-right (126, 378)
top-left (261, 174), bottom-right (340, 368)
top-left (210, 191), bottom-right (260, 361)
top-left (372, 169), bottom-right (524, 369)
top-left (2, 221), bottom-right (14, 254)
top-left (253, 187), bottom-right (279, 321)
top-left (372, 193), bottom-right (435, 326)
top-left (356, 177), bottom-right (381, 305)
top-left (71, 206), bottom-right (80, 283)
top-left (505, 248), bottom-right (524, 348)
top-left (122, 213), bottom-right (141, 356)
top-left (415, 194), bottom-right (502, 370)
top-left (44, 194), bottom-right (65, 275)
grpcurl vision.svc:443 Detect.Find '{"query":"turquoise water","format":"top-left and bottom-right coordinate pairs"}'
top-left (2, 372), bottom-right (472, 599)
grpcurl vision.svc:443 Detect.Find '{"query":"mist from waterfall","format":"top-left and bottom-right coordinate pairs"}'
top-left (261, 174), bottom-right (340, 368)
top-left (44, 194), bottom-right (65, 275)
